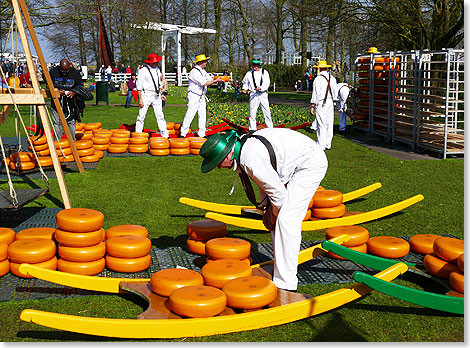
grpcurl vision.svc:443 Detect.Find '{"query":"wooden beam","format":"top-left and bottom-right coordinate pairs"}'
top-left (0, 94), bottom-right (45, 104)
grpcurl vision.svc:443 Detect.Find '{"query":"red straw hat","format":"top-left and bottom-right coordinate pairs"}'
top-left (145, 53), bottom-right (163, 64)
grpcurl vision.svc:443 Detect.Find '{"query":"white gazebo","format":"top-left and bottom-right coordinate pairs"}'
top-left (133, 22), bottom-right (216, 86)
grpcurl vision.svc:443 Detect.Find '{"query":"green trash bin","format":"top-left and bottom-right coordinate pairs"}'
top-left (96, 81), bottom-right (109, 105)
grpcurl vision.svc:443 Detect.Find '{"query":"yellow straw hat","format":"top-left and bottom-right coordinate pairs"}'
top-left (313, 61), bottom-right (331, 68)
top-left (193, 54), bottom-right (211, 63)
top-left (367, 47), bottom-right (379, 53)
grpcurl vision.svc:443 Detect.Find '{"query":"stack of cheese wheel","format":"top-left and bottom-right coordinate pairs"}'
top-left (325, 225), bottom-right (369, 260)
top-left (129, 132), bottom-right (149, 153)
top-left (9, 151), bottom-right (36, 171)
top-left (150, 268), bottom-right (204, 297)
top-left (424, 236), bottom-right (464, 293)
top-left (27, 135), bottom-right (52, 161)
top-left (169, 138), bottom-right (190, 156)
top-left (84, 122), bottom-right (102, 133)
top-left (188, 137), bottom-right (207, 155)
top-left (55, 208), bottom-right (106, 275)
top-left (108, 129), bottom-right (130, 153)
top-left (8, 238), bottom-right (57, 278)
top-left (205, 237), bottom-right (251, 265)
top-left (149, 137), bottom-right (170, 156)
top-left (106, 224), bottom-right (149, 239)
top-left (305, 186), bottom-right (325, 221)
top-left (74, 139), bottom-right (95, 162)
top-left (174, 123), bottom-right (182, 137)
top-left (105, 235), bottom-right (152, 273)
top-left (367, 236), bottom-right (410, 259)
top-left (91, 130), bottom-right (112, 152)
top-left (222, 275), bottom-right (278, 309)
top-left (408, 234), bottom-right (441, 255)
top-left (54, 139), bottom-right (75, 163)
top-left (186, 220), bottom-right (228, 256)
top-left (311, 189), bottom-right (345, 219)
top-left (166, 122), bottom-right (176, 137)
top-left (0, 228), bottom-right (15, 277)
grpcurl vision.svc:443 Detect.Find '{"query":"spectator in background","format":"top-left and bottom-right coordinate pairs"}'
top-left (19, 68), bottom-right (31, 87)
top-left (304, 70), bottom-right (310, 91)
top-left (125, 72), bottom-right (137, 108)
top-left (99, 65), bottom-right (106, 81)
top-left (126, 65), bottom-right (132, 74)
top-left (106, 65), bottom-right (112, 81)
top-left (161, 77), bottom-right (168, 107)
top-left (112, 65), bottom-right (119, 74)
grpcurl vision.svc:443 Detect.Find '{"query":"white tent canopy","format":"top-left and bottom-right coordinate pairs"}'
top-left (133, 22), bottom-right (216, 86)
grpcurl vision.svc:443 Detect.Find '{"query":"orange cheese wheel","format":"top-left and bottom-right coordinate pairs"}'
top-left (55, 228), bottom-right (104, 247)
top-left (449, 270), bottom-right (464, 293)
top-left (130, 137), bottom-right (149, 145)
top-left (222, 276), bottom-right (277, 309)
top-left (10, 256), bottom-right (57, 278)
top-left (94, 149), bottom-right (104, 159)
top-left (107, 144), bottom-right (128, 153)
top-left (56, 208), bottom-right (104, 232)
top-left (106, 225), bottom-right (149, 239)
top-left (187, 238), bottom-right (206, 255)
top-left (150, 268), bottom-right (204, 297)
top-left (76, 147), bottom-right (95, 157)
top-left (186, 220), bottom-right (228, 241)
top-left (189, 140), bottom-right (206, 149)
top-left (170, 139), bottom-right (190, 148)
top-left (56, 147), bottom-right (73, 156)
top-left (433, 237), bottom-right (464, 263)
top-left (38, 148), bottom-right (50, 156)
top-left (190, 148), bottom-right (200, 155)
top-left (106, 235), bottom-right (151, 258)
top-left (8, 238), bottom-right (56, 263)
top-left (170, 148), bottom-right (190, 155)
top-left (91, 137), bottom-right (110, 145)
top-left (312, 190), bottom-right (343, 208)
top-left (80, 133), bottom-right (93, 140)
top-left (0, 259), bottom-right (9, 277)
top-left (16, 227), bottom-right (55, 240)
top-left (205, 237), bottom-right (251, 260)
top-left (58, 242), bottom-right (106, 262)
top-left (10, 161), bottom-right (35, 170)
top-left (149, 142), bottom-right (170, 150)
top-left (367, 236), bottom-right (410, 259)
top-left (325, 226), bottom-right (369, 247)
top-left (53, 139), bottom-right (69, 149)
top-left (201, 259), bottom-right (252, 288)
top-left (149, 148), bottom-right (170, 156)
top-left (92, 128), bottom-right (105, 134)
top-left (206, 257), bottom-right (251, 266)
top-left (312, 204), bottom-right (346, 219)
top-left (166, 122), bottom-right (175, 130)
top-left (10, 151), bottom-right (35, 162)
top-left (112, 131), bottom-right (130, 138)
top-left (128, 144), bottom-right (149, 153)
top-left (58, 154), bottom-right (75, 163)
top-left (84, 122), bottom-right (102, 131)
top-left (35, 156), bottom-right (53, 167)
top-left (58, 257), bottom-right (105, 276)
top-left (28, 135), bottom-right (47, 146)
top-left (105, 254), bottom-right (151, 273)
top-left (80, 154), bottom-right (101, 163)
top-left (457, 254), bottom-right (464, 273)
top-left (188, 137), bottom-right (205, 143)
top-left (149, 138), bottom-right (170, 146)
top-left (94, 132), bottom-right (112, 138)
top-left (31, 142), bottom-right (49, 151)
top-left (423, 253), bottom-right (459, 279)
top-left (74, 139), bottom-right (94, 150)
top-left (110, 137), bottom-right (130, 144)
top-left (76, 122), bottom-right (85, 131)
top-left (327, 243), bottom-right (368, 260)
top-left (93, 144), bottom-right (109, 151)
top-left (131, 132), bottom-right (149, 138)
top-left (173, 123), bottom-right (182, 130)
top-left (0, 228), bottom-right (16, 245)
top-left (0, 243), bottom-right (7, 261)
top-left (408, 234), bottom-right (440, 255)
top-left (169, 285), bottom-right (227, 318)
top-left (303, 208), bottom-right (312, 221)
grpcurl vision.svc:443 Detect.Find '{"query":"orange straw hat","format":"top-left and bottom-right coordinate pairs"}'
top-left (193, 54), bottom-right (211, 63)
top-left (145, 53), bottom-right (163, 64)
top-left (313, 61), bottom-right (331, 68)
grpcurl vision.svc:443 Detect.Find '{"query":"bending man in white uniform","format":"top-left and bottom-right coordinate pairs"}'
top-left (242, 59), bottom-right (273, 132)
top-left (308, 61), bottom-right (337, 150)
top-left (180, 54), bottom-right (221, 138)
top-left (199, 128), bottom-right (328, 291)
top-left (336, 83), bottom-right (359, 132)
top-left (135, 53), bottom-right (168, 137)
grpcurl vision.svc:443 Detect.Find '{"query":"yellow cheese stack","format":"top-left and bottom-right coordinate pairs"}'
top-left (310, 190), bottom-right (345, 219)
top-left (105, 235), bottom-right (152, 273)
top-left (129, 132), bottom-right (149, 153)
top-left (91, 135), bottom-right (110, 151)
top-left (8, 151), bottom-right (36, 171)
top-left (188, 137), bottom-right (207, 155)
top-left (149, 137), bottom-right (170, 156)
top-left (55, 208), bottom-right (106, 276)
top-left (169, 138), bottom-right (190, 155)
top-left (0, 228), bottom-right (16, 245)
top-left (108, 130), bottom-right (130, 153)
top-left (325, 225), bottom-right (369, 260)
top-left (0, 243), bottom-right (9, 277)
top-left (8, 238), bottom-right (57, 278)
top-left (173, 123), bottom-right (182, 136)
top-left (186, 220), bottom-right (228, 256)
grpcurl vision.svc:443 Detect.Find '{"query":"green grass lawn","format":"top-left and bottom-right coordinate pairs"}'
top-left (0, 88), bottom-right (464, 342)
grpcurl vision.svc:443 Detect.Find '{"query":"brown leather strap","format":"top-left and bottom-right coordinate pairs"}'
top-left (321, 74), bottom-right (333, 104)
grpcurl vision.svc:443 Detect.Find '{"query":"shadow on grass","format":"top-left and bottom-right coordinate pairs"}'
top-left (347, 303), bottom-right (462, 318)
top-left (309, 312), bottom-right (368, 341)
top-left (16, 330), bottom-right (127, 341)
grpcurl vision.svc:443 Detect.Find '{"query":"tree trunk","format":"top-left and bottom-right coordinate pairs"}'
top-left (235, 0), bottom-right (253, 64)
top-left (212, 0), bottom-right (222, 67)
top-left (325, 0), bottom-right (336, 64)
top-left (274, 0), bottom-right (284, 64)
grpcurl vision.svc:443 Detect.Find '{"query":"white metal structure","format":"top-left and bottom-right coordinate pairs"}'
top-left (132, 23), bottom-right (216, 86)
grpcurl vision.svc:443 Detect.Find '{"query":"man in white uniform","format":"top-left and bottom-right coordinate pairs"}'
top-left (199, 128), bottom-right (328, 291)
top-left (242, 59), bottom-right (273, 132)
top-left (180, 54), bottom-right (221, 138)
top-left (308, 61), bottom-right (337, 150)
top-left (135, 53), bottom-right (168, 137)
top-left (336, 83), bottom-right (359, 132)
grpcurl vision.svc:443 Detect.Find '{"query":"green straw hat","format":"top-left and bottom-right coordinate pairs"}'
top-left (251, 59), bottom-right (262, 65)
top-left (200, 131), bottom-right (238, 173)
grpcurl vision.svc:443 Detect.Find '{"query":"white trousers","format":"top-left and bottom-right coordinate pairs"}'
top-left (339, 102), bottom-right (347, 131)
top-left (311, 99), bottom-right (334, 150)
top-left (271, 149), bottom-right (328, 290)
top-left (249, 92), bottom-right (273, 131)
top-left (181, 92), bottom-right (206, 137)
top-left (136, 91), bottom-right (168, 137)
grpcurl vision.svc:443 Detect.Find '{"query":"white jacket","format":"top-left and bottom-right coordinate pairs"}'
top-left (242, 69), bottom-right (270, 93)
top-left (310, 71), bottom-right (338, 105)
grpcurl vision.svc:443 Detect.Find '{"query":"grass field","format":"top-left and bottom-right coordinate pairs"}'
top-left (0, 88), bottom-right (464, 342)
